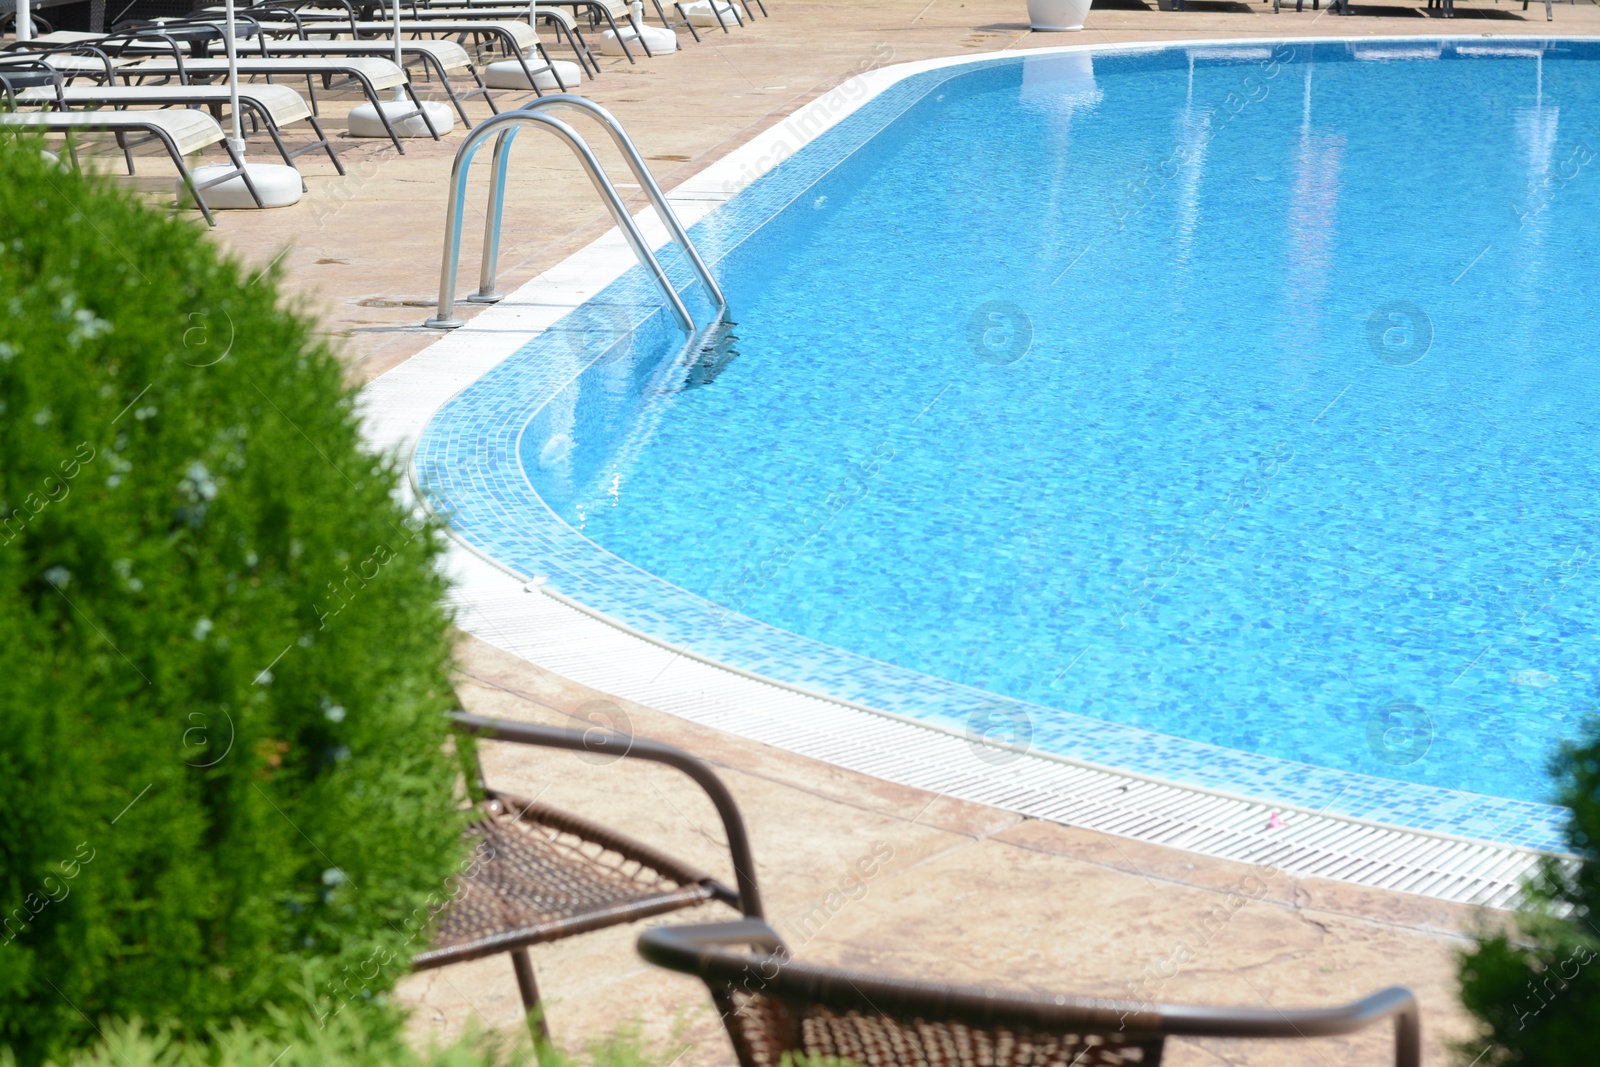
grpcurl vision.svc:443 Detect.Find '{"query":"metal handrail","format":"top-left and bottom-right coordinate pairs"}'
top-left (425, 101), bottom-right (724, 331)
top-left (474, 95), bottom-right (725, 309)
top-left (425, 111), bottom-right (691, 330)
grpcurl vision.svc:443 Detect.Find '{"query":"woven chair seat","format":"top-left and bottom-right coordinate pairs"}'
top-left (413, 792), bottom-right (719, 969)
top-left (720, 984), bottom-right (1163, 1067)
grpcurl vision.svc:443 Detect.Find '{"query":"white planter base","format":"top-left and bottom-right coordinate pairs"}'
top-left (484, 58), bottom-right (586, 92)
top-left (1027, 0), bottom-right (1092, 29)
top-left (346, 98), bottom-right (455, 139)
top-left (597, 23), bottom-right (679, 55)
top-left (678, 0), bottom-right (739, 26)
top-left (181, 162), bottom-right (303, 209)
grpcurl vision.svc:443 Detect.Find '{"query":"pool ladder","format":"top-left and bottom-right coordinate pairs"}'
top-left (424, 95), bottom-right (726, 332)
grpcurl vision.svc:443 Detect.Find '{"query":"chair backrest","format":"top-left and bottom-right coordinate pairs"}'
top-left (716, 984), bottom-right (1165, 1066)
top-left (449, 712), bottom-right (766, 920)
top-left (639, 920), bottom-right (1421, 1067)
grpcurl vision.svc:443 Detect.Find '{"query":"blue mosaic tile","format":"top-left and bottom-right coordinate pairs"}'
top-left (415, 39), bottom-right (1599, 853)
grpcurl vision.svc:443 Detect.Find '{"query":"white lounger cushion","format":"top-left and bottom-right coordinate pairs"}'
top-left (17, 82), bottom-right (313, 126)
top-left (28, 29), bottom-right (108, 44)
top-left (0, 108), bottom-right (223, 155)
top-left (532, 7), bottom-right (580, 30)
top-left (259, 39), bottom-right (474, 72)
top-left (41, 54), bottom-right (134, 74)
top-left (402, 7), bottom-right (579, 29)
top-left (129, 56), bottom-right (408, 91)
top-left (345, 20), bottom-right (540, 52)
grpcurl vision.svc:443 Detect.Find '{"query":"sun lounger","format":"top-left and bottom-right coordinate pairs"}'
top-left (0, 107), bottom-right (256, 224)
top-left (123, 55), bottom-right (438, 151)
top-left (197, 5), bottom-right (575, 93)
top-left (291, 18), bottom-right (577, 90)
top-left (534, 0), bottom-right (686, 50)
top-left (246, 37), bottom-right (495, 124)
top-left (385, 5), bottom-right (601, 73)
top-left (2, 41), bottom-right (128, 83)
top-left (12, 81), bottom-right (342, 174)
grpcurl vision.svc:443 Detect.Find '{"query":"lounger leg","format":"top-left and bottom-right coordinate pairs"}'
top-left (509, 49), bottom-right (546, 97)
top-left (534, 44), bottom-right (570, 92)
top-left (404, 84), bottom-right (443, 141)
top-left (244, 102), bottom-right (300, 181)
top-left (432, 55), bottom-right (474, 125)
top-left (154, 129), bottom-right (215, 225)
top-left (671, 2), bottom-right (703, 42)
top-left (441, 77), bottom-right (472, 126)
top-left (115, 130), bottom-right (136, 175)
top-left (358, 74), bottom-right (407, 154)
top-left (629, 12), bottom-right (657, 58)
top-left (561, 22), bottom-right (601, 74)
top-left (306, 113), bottom-right (345, 175)
top-left (543, 18), bottom-right (598, 74)
top-left (601, 10), bottom-right (638, 64)
top-left (509, 949), bottom-right (551, 1043)
top-left (470, 63), bottom-right (500, 115)
top-left (221, 137), bottom-right (265, 209)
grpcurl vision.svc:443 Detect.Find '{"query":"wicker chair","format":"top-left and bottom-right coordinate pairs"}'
top-left (416, 713), bottom-right (762, 1038)
top-left (638, 919), bottom-right (1422, 1067)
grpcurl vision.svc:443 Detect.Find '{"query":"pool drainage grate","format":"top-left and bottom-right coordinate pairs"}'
top-left (443, 547), bottom-right (1555, 911)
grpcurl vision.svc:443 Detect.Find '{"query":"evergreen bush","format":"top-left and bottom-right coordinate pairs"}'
top-left (0, 135), bottom-right (465, 1065)
top-left (1458, 721), bottom-right (1600, 1065)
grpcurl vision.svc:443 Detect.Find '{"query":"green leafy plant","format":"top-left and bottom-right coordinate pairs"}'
top-left (0, 135), bottom-right (466, 1064)
top-left (0, 1011), bottom-right (739, 1067)
top-left (1457, 721), bottom-right (1600, 1065)
top-left (0, 1012), bottom-right (529, 1067)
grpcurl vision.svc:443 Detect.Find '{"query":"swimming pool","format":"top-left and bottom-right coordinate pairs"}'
top-left (418, 39), bottom-right (1600, 851)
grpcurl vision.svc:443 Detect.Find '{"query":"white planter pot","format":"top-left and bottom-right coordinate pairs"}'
top-left (1027, 0), bottom-right (1091, 30)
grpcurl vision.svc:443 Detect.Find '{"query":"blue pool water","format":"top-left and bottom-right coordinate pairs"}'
top-left (433, 40), bottom-right (1600, 845)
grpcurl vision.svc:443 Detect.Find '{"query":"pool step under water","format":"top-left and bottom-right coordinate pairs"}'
top-left (446, 549), bottom-right (1553, 911)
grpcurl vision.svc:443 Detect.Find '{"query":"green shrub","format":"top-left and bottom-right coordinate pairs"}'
top-left (1457, 721), bottom-right (1600, 1065)
top-left (0, 136), bottom-right (466, 1065)
top-left (0, 1013), bottom-right (529, 1067)
top-left (0, 1013), bottom-right (695, 1067)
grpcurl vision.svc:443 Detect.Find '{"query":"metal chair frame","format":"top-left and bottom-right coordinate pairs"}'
top-left (418, 712), bottom-right (762, 1039)
top-left (640, 919), bottom-right (1423, 1067)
